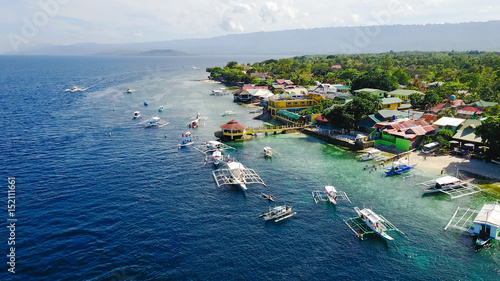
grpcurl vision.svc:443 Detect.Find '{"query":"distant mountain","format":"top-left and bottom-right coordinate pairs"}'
top-left (91, 49), bottom-right (194, 56)
top-left (9, 21), bottom-right (500, 56)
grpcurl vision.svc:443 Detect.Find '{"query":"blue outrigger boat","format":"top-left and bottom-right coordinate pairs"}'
top-left (384, 161), bottom-right (416, 176)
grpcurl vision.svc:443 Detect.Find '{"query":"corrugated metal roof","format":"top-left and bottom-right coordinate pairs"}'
top-left (277, 109), bottom-right (300, 120)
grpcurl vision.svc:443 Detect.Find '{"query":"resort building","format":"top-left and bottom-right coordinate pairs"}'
top-left (215, 120), bottom-right (247, 140)
top-left (433, 117), bottom-right (466, 134)
top-left (233, 88), bottom-right (274, 103)
top-left (267, 93), bottom-right (321, 117)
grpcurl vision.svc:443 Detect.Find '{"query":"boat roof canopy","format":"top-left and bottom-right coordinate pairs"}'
top-left (359, 208), bottom-right (382, 223)
top-left (474, 203), bottom-right (500, 228)
top-left (325, 186), bottom-right (337, 193)
top-left (435, 176), bottom-right (460, 185)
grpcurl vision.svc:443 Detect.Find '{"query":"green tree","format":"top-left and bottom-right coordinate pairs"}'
top-left (421, 91), bottom-right (443, 110)
top-left (475, 116), bottom-right (500, 159)
top-left (409, 92), bottom-right (424, 109)
top-left (351, 69), bottom-right (398, 91)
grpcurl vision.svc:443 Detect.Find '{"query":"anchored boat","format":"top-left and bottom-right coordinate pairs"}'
top-left (179, 132), bottom-right (194, 147)
top-left (133, 111), bottom-right (141, 119)
top-left (344, 207), bottom-right (404, 241)
top-left (418, 176), bottom-right (480, 199)
top-left (212, 161), bottom-right (265, 191)
top-left (445, 202), bottom-right (500, 247)
top-left (259, 205), bottom-right (296, 222)
top-left (145, 117), bottom-right (161, 127)
top-left (384, 160), bottom-right (416, 176)
top-left (312, 185), bottom-right (351, 205)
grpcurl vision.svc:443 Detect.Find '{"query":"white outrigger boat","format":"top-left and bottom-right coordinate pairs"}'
top-left (188, 113), bottom-right (201, 128)
top-left (194, 140), bottom-right (235, 166)
top-left (133, 111), bottom-right (141, 119)
top-left (357, 148), bottom-right (386, 161)
top-left (261, 193), bottom-right (276, 202)
top-left (344, 207), bottom-right (404, 241)
top-left (211, 88), bottom-right (230, 95)
top-left (65, 86), bottom-right (87, 92)
top-left (259, 205), bottom-right (296, 222)
top-left (144, 117), bottom-right (160, 127)
top-left (222, 110), bottom-right (237, 117)
top-left (263, 146), bottom-right (279, 158)
top-left (212, 161), bottom-right (265, 191)
top-left (445, 202), bottom-right (500, 247)
top-left (418, 176), bottom-right (480, 199)
top-left (312, 185), bottom-right (351, 205)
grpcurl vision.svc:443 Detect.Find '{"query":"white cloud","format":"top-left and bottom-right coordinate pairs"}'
top-left (0, 0), bottom-right (499, 53)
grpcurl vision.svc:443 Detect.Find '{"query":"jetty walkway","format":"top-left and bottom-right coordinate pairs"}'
top-left (245, 124), bottom-right (305, 135)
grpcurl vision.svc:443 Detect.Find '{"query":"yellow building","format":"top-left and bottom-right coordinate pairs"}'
top-left (381, 97), bottom-right (403, 110)
top-left (267, 93), bottom-right (321, 116)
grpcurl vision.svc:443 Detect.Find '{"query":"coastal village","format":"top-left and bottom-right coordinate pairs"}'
top-left (203, 54), bottom-right (500, 246)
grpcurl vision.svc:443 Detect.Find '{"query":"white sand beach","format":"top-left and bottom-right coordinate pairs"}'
top-left (409, 151), bottom-right (500, 181)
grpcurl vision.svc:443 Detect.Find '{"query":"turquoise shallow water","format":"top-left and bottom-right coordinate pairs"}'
top-left (0, 55), bottom-right (499, 280)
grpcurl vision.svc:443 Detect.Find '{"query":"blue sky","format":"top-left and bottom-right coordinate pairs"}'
top-left (1, 0), bottom-right (499, 53)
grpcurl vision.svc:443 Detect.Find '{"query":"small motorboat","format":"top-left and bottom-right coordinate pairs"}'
top-left (144, 100), bottom-right (148, 106)
top-left (222, 110), bottom-right (236, 117)
top-left (133, 111), bottom-right (141, 119)
top-left (124, 88), bottom-right (136, 93)
top-left (158, 106), bottom-right (165, 112)
top-left (65, 86), bottom-right (86, 92)
top-left (261, 193), bottom-right (276, 202)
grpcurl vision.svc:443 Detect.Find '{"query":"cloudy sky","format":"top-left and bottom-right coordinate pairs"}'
top-left (1, 0), bottom-right (499, 53)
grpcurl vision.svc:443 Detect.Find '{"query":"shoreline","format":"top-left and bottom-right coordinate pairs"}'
top-left (408, 151), bottom-right (500, 183)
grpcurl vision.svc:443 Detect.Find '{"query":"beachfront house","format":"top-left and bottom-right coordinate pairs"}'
top-left (452, 119), bottom-right (483, 146)
top-left (374, 119), bottom-right (435, 150)
top-left (433, 117), bottom-right (466, 134)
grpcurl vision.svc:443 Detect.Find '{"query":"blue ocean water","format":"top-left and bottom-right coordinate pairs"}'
top-left (1, 55), bottom-right (499, 281)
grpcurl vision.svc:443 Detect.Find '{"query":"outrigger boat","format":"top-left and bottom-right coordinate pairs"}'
top-left (222, 110), bottom-right (236, 117)
top-left (194, 140), bottom-right (235, 166)
top-left (261, 193), bottom-right (276, 202)
top-left (445, 202), bottom-right (500, 247)
top-left (259, 205), bottom-right (296, 222)
top-left (124, 88), bottom-right (136, 93)
top-left (418, 176), bottom-right (480, 199)
top-left (263, 146), bottom-right (278, 158)
top-left (188, 113), bottom-right (200, 128)
top-left (179, 132), bottom-right (194, 148)
top-left (145, 117), bottom-right (161, 128)
top-left (384, 160), bottom-right (416, 176)
top-left (212, 161), bottom-right (265, 191)
top-left (312, 185), bottom-right (351, 205)
top-left (158, 106), bottom-right (165, 112)
top-left (133, 111), bottom-right (141, 119)
top-left (211, 149), bottom-right (224, 167)
top-left (357, 148), bottom-right (387, 161)
top-left (65, 86), bottom-right (87, 92)
top-left (344, 207), bottom-right (404, 241)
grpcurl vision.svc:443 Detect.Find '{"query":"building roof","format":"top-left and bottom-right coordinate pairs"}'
top-left (387, 89), bottom-right (424, 97)
top-left (330, 65), bottom-right (342, 69)
top-left (356, 114), bottom-right (386, 128)
top-left (433, 117), bottom-right (466, 127)
top-left (420, 114), bottom-right (439, 124)
top-left (399, 110), bottom-right (424, 120)
top-left (247, 89), bottom-right (274, 98)
top-left (468, 100), bottom-right (499, 108)
top-left (474, 203), bottom-right (500, 228)
top-left (220, 120), bottom-right (246, 130)
top-left (457, 106), bottom-right (483, 116)
top-left (381, 97), bottom-right (403, 105)
top-left (353, 88), bottom-right (386, 94)
top-left (379, 120), bottom-right (435, 139)
top-left (274, 79), bottom-right (285, 84)
top-left (377, 109), bottom-right (405, 120)
top-left (452, 119), bottom-right (483, 143)
top-left (277, 109), bottom-right (300, 120)
top-left (398, 104), bottom-right (413, 110)
top-left (334, 85), bottom-right (350, 90)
